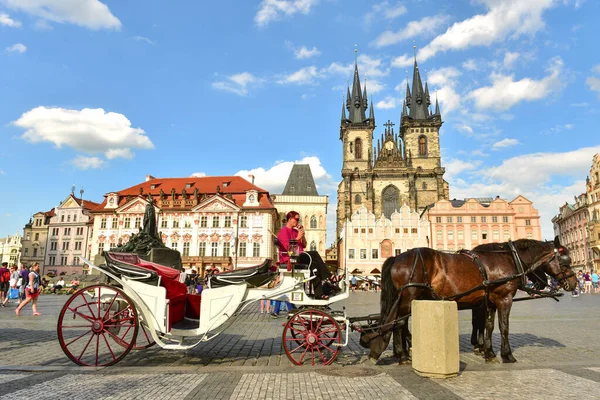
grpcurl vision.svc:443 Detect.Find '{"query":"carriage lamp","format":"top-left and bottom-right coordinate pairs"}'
top-left (288, 239), bottom-right (299, 273)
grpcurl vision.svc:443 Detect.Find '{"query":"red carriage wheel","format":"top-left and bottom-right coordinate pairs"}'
top-left (57, 284), bottom-right (139, 366)
top-left (132, 320), bottom-right (156, 349)
top-left (282, 309), bottom-right (341, 366)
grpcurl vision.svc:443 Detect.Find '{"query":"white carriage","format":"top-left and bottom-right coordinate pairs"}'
top-left (57, 251), bottom-right (351, 367)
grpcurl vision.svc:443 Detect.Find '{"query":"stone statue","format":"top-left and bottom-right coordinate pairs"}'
top-left (142, 195), bottom-right (158, 238)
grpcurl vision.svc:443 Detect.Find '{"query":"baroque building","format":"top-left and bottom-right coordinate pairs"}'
top-left (428, 196), bottom-right (542, 251)
top-left (586, 153), bottom-right (600, 271)
top-left (89, 175), bottom-right (278, 273)
top-left (45, 192), bottom-right (98, 275)
top-left (336, 57), bottom-right (449, 239)
top-left (271, 164), bottom-right (328, 254)
top-left (0, 232), bottom-right (22, 266)
top-left (552, 193), bottom-right (590, 271)
top-left (21, 208), bottom-right (54, 273)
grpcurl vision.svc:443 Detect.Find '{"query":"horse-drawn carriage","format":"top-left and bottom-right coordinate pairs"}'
top-left (57, 251), bottom-right (353, 367)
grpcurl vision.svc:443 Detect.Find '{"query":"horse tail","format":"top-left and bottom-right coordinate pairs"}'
top-left (380, 256), bottom-right (398, 325)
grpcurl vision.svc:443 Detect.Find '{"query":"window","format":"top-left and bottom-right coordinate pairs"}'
top-left (481, 216), bottom-right (487, 223)
top-left (395, 228), bottom-right (400, 234)
top-left (492, 216), bottom-right (498, 223)
top-left (183, 242), bottom-right (190, 256)
top-left (482, 231), bottom-right (488, 240)
top-left (403, 228), bottom-right (408, 234)
top-left (448, 230), bottom-right (454, 240)
top-left (526, 232), bottom-right (533, 239)
top-left (382, 185), bottom-right (399, 219)
top-left (436, 230), bottom-right (442, 240)
top-left (348, 249), bottom-right (355, 259)
top-left (503, 216), bottom-right (509, 223)
top-left (61, 256), bottom-right (68, 265)
top-left (184, 219), bottom-right (191, 228)
top-left (223, 242), bottom-right (230, 257)
top-left (355, 138), bottom-right (362, 159)
top-left (239, 242), bottom-right (247, 257)
top-left (110, 242), bottom-right (117, 249)
top-left (49, 256), bottom-right (55, 266)
top-left (62, 241), bottom-right (70, 250)
top-left (395, 249), bottom-right (403, 256)
top-left (35, 219), bottom-right (41, 227)
top-left (504, 230), bottom-right (510, 240)
top-left (171, 242), bottom-right (178, 251)
top-left (212, 217), bottom-right (219, 228)
top-left (240, 216), bottom-right (248, 228)
top-left (67, 215), bottom-right (70, 222)
top-left (493, 230), bottom-right (499, 240)
top-left (161, 219), bottom-right (168, 228)
top-left (360, 249), bottom-right (367, 259)
top-left (355, 194), bottom-right (361, 204)
top-left (411, 228), bottom-right (417, 233)
top-left (458, 230), bottom-right (464, 240)
top-left (73, 215), bottom-right (77, 222)
top-left (200, 216), bottom-right (208, 227)
top-left (418, 136), bottom-right (427, 156)
top-left (98, 243), bottom-right (104, 253)
top-left (199, 242), bottom-right (206, 257)
top-left (372, 249), bottom-right (379, 259)
top-left (310, 241), bottom-right (317, 251)
top-left (525, 219), bottom-right (531, 226)
top-left (33, 248), bottom-right (38, 257)
top-left (422, 182), bottom-right (427, 190)
top-left (135, 217), bottom-right (141, 229)
top-left (471, 216), bottom-right (476, 223)
top-left (64, 227), bottom-right (71, 236)
top-left (354, 228), bottom-right (358, 234)
top-left (100, 218), bottom-right (107, 229)
top-left (124, 217), bottom-right (131, 228)
top-left (173, 219), bottom-right (180, 228)
top-left (253, 243), bottom-right (260, 257)
top-left (34, 233), bottom-right (39, 241)
top-left (436, 217), bottom-right (442, 223)
top-left (369, 228), bottom-right (373, 234)
top-left (457, 217), bottom-right (463, 223)
top-left (24, 248), bottom-right (29, 255)
top-left (61, 215), bottom-right (64, 222)
top-left (472, 230), bottom-right (477, 240)
top-left (361, 228), bottom-right (366, 234)
top-left (310, 216), bottom-right (317, 229)
top-left (73, 256), bottom-right (80, 265)
top-left (75, 241), bottom-right (82, 250)
top-left (447, 217), bottom-right (452, 223)
top-left (224, 216), bottom-right (232, 228)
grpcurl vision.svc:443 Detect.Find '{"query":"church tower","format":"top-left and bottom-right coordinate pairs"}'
top-left (336, 59), bottom-right (375, 237)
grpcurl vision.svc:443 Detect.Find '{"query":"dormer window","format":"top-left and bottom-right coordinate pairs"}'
top-left (222, 181), bottom-right (230, 187)
top-left (186, 183), bottom-right (192, 188)
top-left (151, 184), bottom-right (156, 189)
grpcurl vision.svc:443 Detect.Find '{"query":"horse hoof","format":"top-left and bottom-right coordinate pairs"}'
top-left (360, 356), bottom-right (378, 365)
top-left (485, 357), bottom-right (499, 364)
top-left (502, 355), bottom-right (517, 363)
top-left (399, 359), bottom-right (412, 366)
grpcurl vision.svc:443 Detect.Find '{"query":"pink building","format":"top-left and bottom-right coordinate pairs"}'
top-left (552, 193), bottom-right (590, 271)
top-left (428, 196), bottom-right (542, 251)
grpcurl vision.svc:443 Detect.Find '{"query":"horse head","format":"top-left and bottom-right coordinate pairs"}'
top-left (542, 236), bottom-right (577, 291)
top-left (359, 330), bottom-right (392, 359)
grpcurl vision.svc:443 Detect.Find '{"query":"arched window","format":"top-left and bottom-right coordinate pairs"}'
top-left (355, 194), bottom-right (361, 204)
top-left (310, 241), bottom-right (317, 251)
top-left (310, 215), bottom-right (317, 229)
top-left (355, 138), bottom-right (362, 159)
top-left (418, 135), bottom-right (427, 156)
top-left (422, 182), bottom-right (427, 190)
top-left (382, 185), bottom-right (399, 219)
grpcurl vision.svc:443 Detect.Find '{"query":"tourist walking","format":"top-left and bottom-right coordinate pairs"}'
top-left (0, 262), bottom-right (9, 306)
top-left (2, 265), bottom-right (20, 306)
top-left (15, 262), bottom-right (42, 316)
top-left (592, 270), bottom-right (599, 294)
top-left (19, 264), bottom-right (29, 303)
top-left (584, 271), bottom-right (592, 294)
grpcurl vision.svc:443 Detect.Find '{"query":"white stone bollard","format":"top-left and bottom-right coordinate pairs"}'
top-left (411, 300), bottom-right (459, 378)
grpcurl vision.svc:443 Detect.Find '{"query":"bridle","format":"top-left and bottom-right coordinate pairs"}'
top-left (549, 246), bottom-right (576, 288)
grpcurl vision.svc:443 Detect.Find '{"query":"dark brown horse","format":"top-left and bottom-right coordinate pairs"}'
top-left (360, 237), bottom-right (576, 364)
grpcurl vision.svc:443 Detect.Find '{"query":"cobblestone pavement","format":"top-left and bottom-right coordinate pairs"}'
top-left (1, 290), bottom-right (600, 399)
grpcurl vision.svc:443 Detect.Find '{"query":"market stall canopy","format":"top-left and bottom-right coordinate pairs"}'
top-left (350, 269), bottom-right (363, 274)
top-left (370, 268), bottom-right (381, 274)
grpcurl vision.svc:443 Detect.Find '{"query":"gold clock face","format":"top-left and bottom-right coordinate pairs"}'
top-left (385, 141), bottom-right (394, 150)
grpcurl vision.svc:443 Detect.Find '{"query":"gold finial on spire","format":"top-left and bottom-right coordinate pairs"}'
top-left (413, 44), bottom-right (417, 62)
top-left (354, 44), bottom-right (358, 63)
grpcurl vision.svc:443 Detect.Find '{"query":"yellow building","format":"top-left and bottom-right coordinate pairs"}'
top-left (586, 153), bottom-right (600, 270)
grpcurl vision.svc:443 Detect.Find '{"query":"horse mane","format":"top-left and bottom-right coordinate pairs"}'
top-left (379, 256), bottom-right (398, 326)
top-left (473, 239), bottom-right (549, 253)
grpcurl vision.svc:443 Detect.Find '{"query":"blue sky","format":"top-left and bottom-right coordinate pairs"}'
top-left (1, 0), bottom-right (599, 244)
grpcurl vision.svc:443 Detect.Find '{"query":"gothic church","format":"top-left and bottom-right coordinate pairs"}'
top-left (336, 58), bottom-right (449, 238)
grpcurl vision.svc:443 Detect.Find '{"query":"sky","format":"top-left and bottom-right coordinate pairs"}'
top-left (1, 0), bottom-right (599, 245)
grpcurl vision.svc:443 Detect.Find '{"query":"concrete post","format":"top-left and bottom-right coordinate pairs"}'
top-left (411, 300), bottom-right (459, 378)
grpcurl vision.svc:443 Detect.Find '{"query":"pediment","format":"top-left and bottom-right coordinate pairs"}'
top-left (192, 195), bottom-right (239, 212)
top-left (61, 196), bottom-right (80, 209)
top-left (116, 197), bottom-right (158, 214)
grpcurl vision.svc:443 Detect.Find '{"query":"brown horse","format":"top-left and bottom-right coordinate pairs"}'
top-left (360, 237), bottom-right (576, 364)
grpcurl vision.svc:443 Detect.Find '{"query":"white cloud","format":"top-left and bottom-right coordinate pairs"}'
top-left (469, 57), bottom-right (564, 111)
top-left (0, 170), bottom-right (5, 175)
top-left (277, 66), bottom-right (321, 85)
top-left (462, 59), bottom-right (478, 71)
top-left (492, 138), bottom-right (520, 149)
top-left (255, 0), bottom-right (318, 27)
top-left (376, 97), bottom-right (396, 109)
top-left (0, 12), bottom-right (21, 27)
top-left (586, 64), bottom-right (600, 97)
top-left (71, 155), bottom-right (105, 170)
top-left (444, 158), bottom-right (482, 183)
top-left (13, 107), bottom-right (153, 159)
top-left (0, 0), bottom-right (121, 30)
top-left (191, 172), bottom-right (206, 177)
top-left (391, 0), bottom-right (555, 67)
top-left (6, 43), bottom-right (26, 53)
top-left (456, 124), bottom-right (474, 134)
top-left (294, 45), bottom-right (320, 59)
top-left (132, 36), bottom-right (155, 45)
top-left (365, 1), bottom-right (407, 25)
top-left (373, 14), bottom-right (450, 48)
top-left (503, 51), bottom-right (520, 69)
top-left (212, 72), bottom-right (262, 96)
top-left (427, 66), bottom-right (461, 114)
top-left (105, 148), bottom-right (134, 160)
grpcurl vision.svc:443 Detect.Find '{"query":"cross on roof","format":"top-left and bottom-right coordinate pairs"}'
top-left (383, 120), bottom-right (395, 134)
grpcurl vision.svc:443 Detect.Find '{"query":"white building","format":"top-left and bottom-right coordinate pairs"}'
top-left (0, 232), bottom-right (22, 266)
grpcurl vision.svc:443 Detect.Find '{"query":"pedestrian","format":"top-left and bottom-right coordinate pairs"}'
top-left (19, 264), bottom-right (29, 303)
top-left (260, 299), bottom-right (270, 314)
top-left (0, 262), bottom-right (9, 306)
top-left (186, 269), bottom-right (197, 294)
top-left (15, 262), bottom-right (42, 317)
top-left (351, 276), bottom-right (357, 292)
top-left (584, 271), bottom-right (592, 294)
top-left (52, 277), bottom-right (65, 294)
top-left (178, 266), bottom-right (187, 284)
top-left (577, 271), bottom-right (585, 294)
top-left (592, 270), bottom-right (599, 294)
top-left (2, 265), bottom-right (20, 306)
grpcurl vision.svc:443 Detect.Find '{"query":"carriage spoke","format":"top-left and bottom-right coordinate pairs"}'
top-left (76, 332), bottom-right (95, 361)
top-left (101, 291), bottom-right (119, 320)
top-left (67, 306), bottom-right (96, 322)
top-left (94, 334), bottom-right (100, 366)
top-left (65, 329), bottom-right (92, 348)
top-left (62, 324), bottom-right (93, 329)
top-left (101, 332), bottom-right (117, 362)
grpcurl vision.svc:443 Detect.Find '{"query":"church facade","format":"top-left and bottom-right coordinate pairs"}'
top-left (336, 58), bottom-right (449, 239)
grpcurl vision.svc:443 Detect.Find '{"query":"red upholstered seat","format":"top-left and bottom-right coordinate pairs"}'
top-left (135, 262), bottom-right (187, 330)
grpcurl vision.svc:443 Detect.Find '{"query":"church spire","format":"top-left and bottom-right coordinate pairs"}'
top-left (402, 50), bottom-right (436, 120)
top-left (341, 101), bottom-right (347, 124)
top-left (369, 96), bottom-right (375, 123)
top-left (434, 94), bottom-right (440, 116)
top-left (346, 53), bottom-right (368, 124)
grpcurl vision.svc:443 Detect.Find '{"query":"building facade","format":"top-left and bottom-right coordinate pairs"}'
top-left (428, 196), bottom-right (542, 251)
top-left (271, 164), bottom-right (328, 255)
top-left (0, 233), bottom-right (22, 266)
top-left (586, 153), bottom-right (600, 271)
top-left (336, 58), bottom-right (449, 239)
top-left (45, 194), bottom-right (98, 275)
top-left (89, 176), bottom-right (278, 273)
top-left (338, 204), bottom-right (430, 275)
top-left (552, 193), bottom-right (590, 271)
top-left (21, 209), bottom-right (54, 272)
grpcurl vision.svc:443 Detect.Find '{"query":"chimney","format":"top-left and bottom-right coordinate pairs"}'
top-left (146, 175), bottom-right (156, 182)
top-left (248, 174), bottom-right (255, 184)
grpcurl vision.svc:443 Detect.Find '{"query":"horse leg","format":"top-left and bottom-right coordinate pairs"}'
top-left (399, 320), bottom-right (412, 364)
top-left (471, 307), bottom-right (485, 355)
top-left (483, 304), bottom-right (497, 362)
top-left (392, 322), bottom-right (403, 359)
top-left (497, 298), bottom-right (517, 363)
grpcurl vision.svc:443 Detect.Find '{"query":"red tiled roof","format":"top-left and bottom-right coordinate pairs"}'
top-left (92, 176), bottom-right (274, 211)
